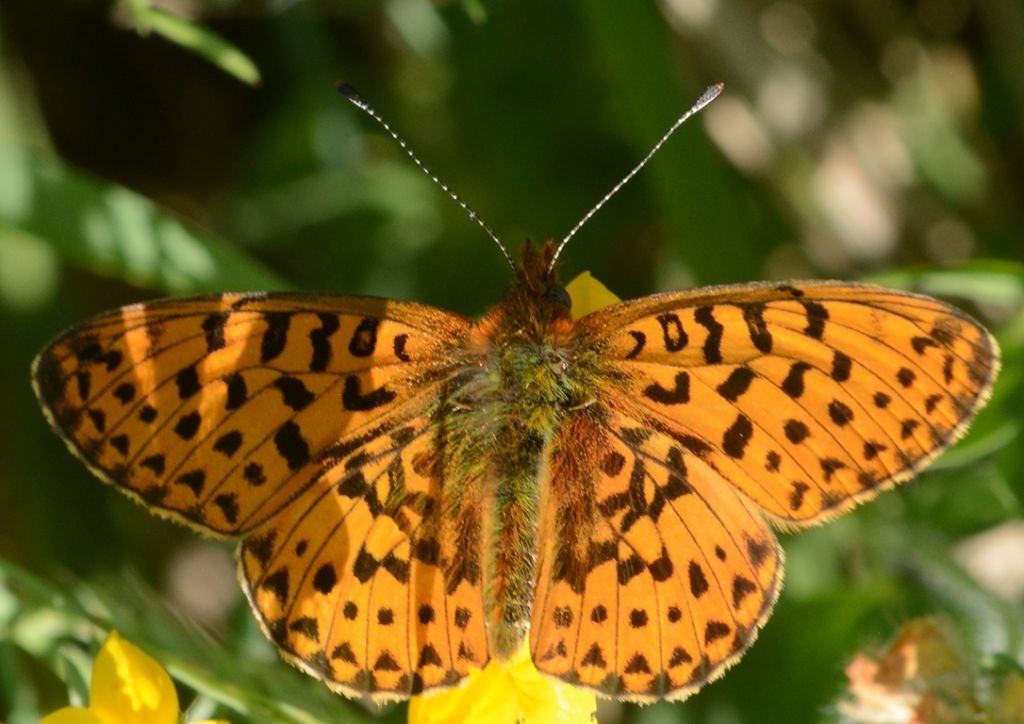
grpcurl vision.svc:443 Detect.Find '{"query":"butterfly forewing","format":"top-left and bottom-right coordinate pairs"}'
top-left (33, 294), bottom-right (468, 534)
top-left (576, 282), bottom-right (999, 525)
top-left (33, 292), bottom-right (490, 698)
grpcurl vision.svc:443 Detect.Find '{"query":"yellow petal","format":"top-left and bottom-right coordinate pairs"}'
top-left (566, 272), bottom-right (621, 318)
top-left (90, 631), bottom-right (179, 724)
top-left (408, 642), bottom-right (596, 724)
top-left (40, 708), bottom-right (108, 724)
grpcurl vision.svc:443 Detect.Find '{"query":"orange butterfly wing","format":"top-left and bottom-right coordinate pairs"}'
top-left (531, 409), bottom-right (781, 700)
top-left (33, 293), bottom-right (489, 697)
top-left (530, 281), bottom-right (998, 700)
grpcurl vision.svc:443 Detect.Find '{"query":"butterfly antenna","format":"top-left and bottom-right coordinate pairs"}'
top-left (549, 82), bottom-right (724, 272)
top-left (337, 82), bottom-right (516, 271)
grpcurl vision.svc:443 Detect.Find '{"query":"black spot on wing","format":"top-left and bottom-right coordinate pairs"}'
top-left (828, 400), bottom-right (853, 426)
top-left (900, 419), bottom-right (920, 440)
top-left (694, 306), bottom-right (724, 363)
top-left (242, 464), bottom-right (266, 487)
top-left (717, 366), bottom-right (755, 402)
top-left (342, 375), bottom-right (396, 411)
top-left (274, 377), bottom-right (315, 411)
top-left (789, 481), bottom-right (809, 510)
top-left (781, 361), bottom-right (811, 398)
top-left (643, 372), bottom-right (690, 405)
top-left (348, 317), bottom-right (379, 357)
top-left (71, 336), bottom-right (102, 363)
top-left (224, 372), bottom-right (247, 410)
top-left (214, 492), bottom-right (239, 524)
top-left (275, 421), bottom-right (310, 470)
top-left (113, 382), bottom-right (135, 404)
top-left (289, 617), bottom-right (320, 643)
top-left (747, 538), bottom-right (771, 567)
top-left (704, 621), bottom-right (731, 644)
top-left (98, 349), bottom-right (122, 372)
top-left (624, 653), bottom-right (651, 674)
top-left (625, 330), bottom-right (646, 359)
top-left (176, 469), bottom-right (206, 496)
top-left (393, 334), bottom-right (411, 362)
top-left (413, 603), bottom-right (434, 625)
top-left (87, 409), bottom-right (105, 432)
top-left (213, 430), bottom-right (243, 457)
top-left (688, 561), bottom-right (709, 598)
top-left (201, 312), bottom-right (229, 353)
top-left (820, 458), bottom-right (846, 482)
top-left (722, 414), bottom-right (753, 459)
top-left (629, 609), bottom-right (649, 628)
top-left (732, 575), bottom-right (758, 608)
top-left (831, 351), bottom-right (852, 382)
top-left (76, 370), bottom-right (91, 400)
top-left (110, 434), bottom-right (129, 456)
top-left (582, 643), bottom-right (607, 668)
top-left (313, 563), bottom-right (338, 594)
top-left (656, 313), bottom-right (687, 352)
top-left (140, 453), bottom-right (165, 476)
top-left (174, 411), bottom-right (201, 440)
top-left (802, 301), bottom-right (828, 340)
top-left (912, 336), bottom-right (938, 355)
top-left (260, 312), bottom-right (291, 364)
top-left (261, 568), bottom-right (289, 602)
top-left (863, 441), bottom-right (887, 460)
top-left (742, 303), bottom-right (772, 353)
top-left (176, 365), bottom-right (201, 399)
top-left (601, 451), bottom-right (626, 476)
top-left (309, 313), bottom-right (340, 372)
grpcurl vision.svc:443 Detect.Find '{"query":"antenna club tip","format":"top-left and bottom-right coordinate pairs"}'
top-left (701, 82), bottom-right (725, 103)
top-left (336, 81), bottom-right (361, 100)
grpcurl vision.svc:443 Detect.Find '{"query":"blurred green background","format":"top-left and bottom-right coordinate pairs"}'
top-left (1, 1), bottom-right (1023, 722)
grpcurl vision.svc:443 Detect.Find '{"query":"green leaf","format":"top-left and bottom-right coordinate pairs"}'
top-left (131, 5), bottom-right (261, 87)
top-left (0, 144), bottom-right (289, 293)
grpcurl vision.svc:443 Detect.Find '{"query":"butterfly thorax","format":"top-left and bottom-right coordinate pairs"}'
top-left (443, 241), bottom-right (610, 659)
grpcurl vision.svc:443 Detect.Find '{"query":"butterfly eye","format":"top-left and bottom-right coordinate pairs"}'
top-left (545, 285), bottom-right (572, 308)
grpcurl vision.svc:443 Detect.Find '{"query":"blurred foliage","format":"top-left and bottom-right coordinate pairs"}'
top-left (1, 0), bottom-right (1023, 722)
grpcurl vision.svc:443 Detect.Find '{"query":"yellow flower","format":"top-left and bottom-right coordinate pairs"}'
top-left (566, 271), bottom-right (621, 317)
top-left (42, 631), bottom-right (229, 724)
top-left (408, 640), bottom-right (597, 724)
top-left (409, 272), bottom-right (610, 724)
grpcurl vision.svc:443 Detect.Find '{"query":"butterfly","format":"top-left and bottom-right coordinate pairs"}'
top-left (32, 84), bottom-right (1000, 702)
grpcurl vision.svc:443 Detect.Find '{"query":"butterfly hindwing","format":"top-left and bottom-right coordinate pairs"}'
top-left (239, 410), bottom-right (489, 698)
top-left (576, 281), bottom-right (999, 525)
top-left (530, 409), bottom-right (781, 700)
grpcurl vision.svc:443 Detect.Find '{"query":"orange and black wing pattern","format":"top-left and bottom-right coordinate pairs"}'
top-left (530, 281), bottom-right (997, 700)
top-left (33, 293), bottom-right (488, 698)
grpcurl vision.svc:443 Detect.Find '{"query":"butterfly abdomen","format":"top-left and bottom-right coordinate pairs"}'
top-left (453, 290), bottom-right (612, 660)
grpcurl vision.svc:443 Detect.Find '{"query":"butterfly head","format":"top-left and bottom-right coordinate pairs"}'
top-left (512, 239), bottom-right (573, 327)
